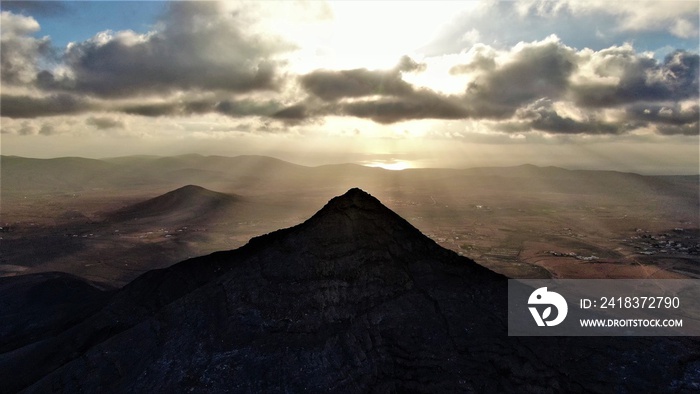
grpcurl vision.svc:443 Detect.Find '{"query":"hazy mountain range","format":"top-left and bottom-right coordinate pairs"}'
top-left (3, 154), bottom-right (697, 197)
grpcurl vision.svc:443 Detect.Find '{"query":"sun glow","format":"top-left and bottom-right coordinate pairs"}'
top-left (364, 160), bottom-right (414, 171)
top-left (282, 1), bottom-right (479, 72)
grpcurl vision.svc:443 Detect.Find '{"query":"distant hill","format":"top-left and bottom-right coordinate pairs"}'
top-left (107, 185), bottom-right (242, 224)
top-left (2, 189), bottom-right (697, 392)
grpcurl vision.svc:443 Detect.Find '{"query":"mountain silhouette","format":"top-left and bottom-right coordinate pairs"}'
top-left (107, 184), bottom-right (241, 224)
top-left (1, 189), bottom-right (698, 392)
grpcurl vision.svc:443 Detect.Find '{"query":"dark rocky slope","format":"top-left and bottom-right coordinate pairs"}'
top-left (0, 272), bottom-right (114, 355)
top-left (1, 189), bottom-right (698, 393)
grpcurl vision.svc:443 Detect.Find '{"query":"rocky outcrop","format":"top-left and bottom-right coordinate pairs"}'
top-left (1, 189), bottom-right (698, 393)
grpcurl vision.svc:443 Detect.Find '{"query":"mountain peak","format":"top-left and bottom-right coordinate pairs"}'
top-left (173, 184), bottom-right (206, 193)
top-left (322, 187), bottom-right (383, 210)
top-left (297, 188), bottom-right (426, 245)
top-left (242, 188), bottom-right (465, 277)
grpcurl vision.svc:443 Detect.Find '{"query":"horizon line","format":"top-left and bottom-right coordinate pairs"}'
top-left (2, 153), bottom-right (698, 177)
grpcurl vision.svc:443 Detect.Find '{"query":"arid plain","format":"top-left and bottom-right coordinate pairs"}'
top-left (1, 155), bottom-right (697, 287)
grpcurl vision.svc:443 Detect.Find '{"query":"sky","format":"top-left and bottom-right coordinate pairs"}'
top-left (0, 0), bottom-right (698, 173)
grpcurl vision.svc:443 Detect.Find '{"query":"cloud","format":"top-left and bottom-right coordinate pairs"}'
top-left (119, 97), bottom-right (282, 118)
top-left (670, 19), bottom-right (697, 39)
top-left (625, 102), bottom-right (699, 136)
top-left (449, 45), bottom-right (497, 74)
top-left (0, 11), bottom-right (53, 85)
top-left (462, 36), bottom-right (578, 118)
top-left (271, 105), bottom-right (308, 121)
top-left (656, 123), bottom-right (700, 136)
top-left (626, 103), bottom-right (699, 127)
top-left (340, 92), bottom-right (469, 124)
top-left (86, 116), bottom-right (126, 130)
top-left (396, 55), bottom-right (426, 73)
top-left (1, 118), bottom-right (73, 136)
top-left (37, 2), bottom-right (293, 97)
top-left (300, 68), bottom-right (414, 101)
top-left (572, 49), bottom-right (699, 107)
top-left (0, 93), bottom-right (91, 118)
top-left (423, 1), bottom-right (697, 62)
top-left (517, 0), bottom-right (699, 38)
top-left (299, 56), bottom-right (427, 102)
top-left (120, 102), bottom-right (182, 118)
top-left (506, 98), bottom-right (622, 134)
top-left (38, 123), bottom-right (57, 136)
top-left (215, 99), bottom-right (281, 117)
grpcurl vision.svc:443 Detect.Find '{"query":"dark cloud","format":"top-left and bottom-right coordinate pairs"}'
top-left (272, 105), bottom-right (308, 121)
top-left (663, 51), bottom-right (699, 95)
top-left (396, 55), bottom-right (426, 73)
top-left (510, 99), bottom-right (622, 134)
top-left (626, 103), bottom-right (699, 126)
top-left (38, 123), bottom-right (56, 135)
top-left (300, 68), bottom-right (414, 101)
top-left (86, 116), bottom-right (126, 130)
top-left (463, 38), bottom-right (577, 118)
top-left (624, 102), bottom-right (699, 136)
top-left (341, 91), bottom-right (469, 124)
top-left (449, 46), bottom-right (497, 74)
top-left (656, 123), bottom-right (700, 136)
top-left (572, 50), bottom-right (699, 107)
top-left (38, 2), bottom-right (292, 97)
top-left (215, 99), bottom-right (280, 117)
top-left (121, 102), bottom-right (181, 117)
top-left (1, 90), bottom-right (283, 120)
top-left (449, 55), bottom-right (496, 75)
top-left (0, 93), bottom-right (91, 118)
top-left (120, 97), bottom-right (281, 119)
top-left (16, 121), bottom-right (38, 135)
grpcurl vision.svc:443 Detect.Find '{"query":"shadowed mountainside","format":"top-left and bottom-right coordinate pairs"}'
top-left (1, 189), bottom-right (697, 393)
top-left (0, 272), bottom-right (114, 354)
